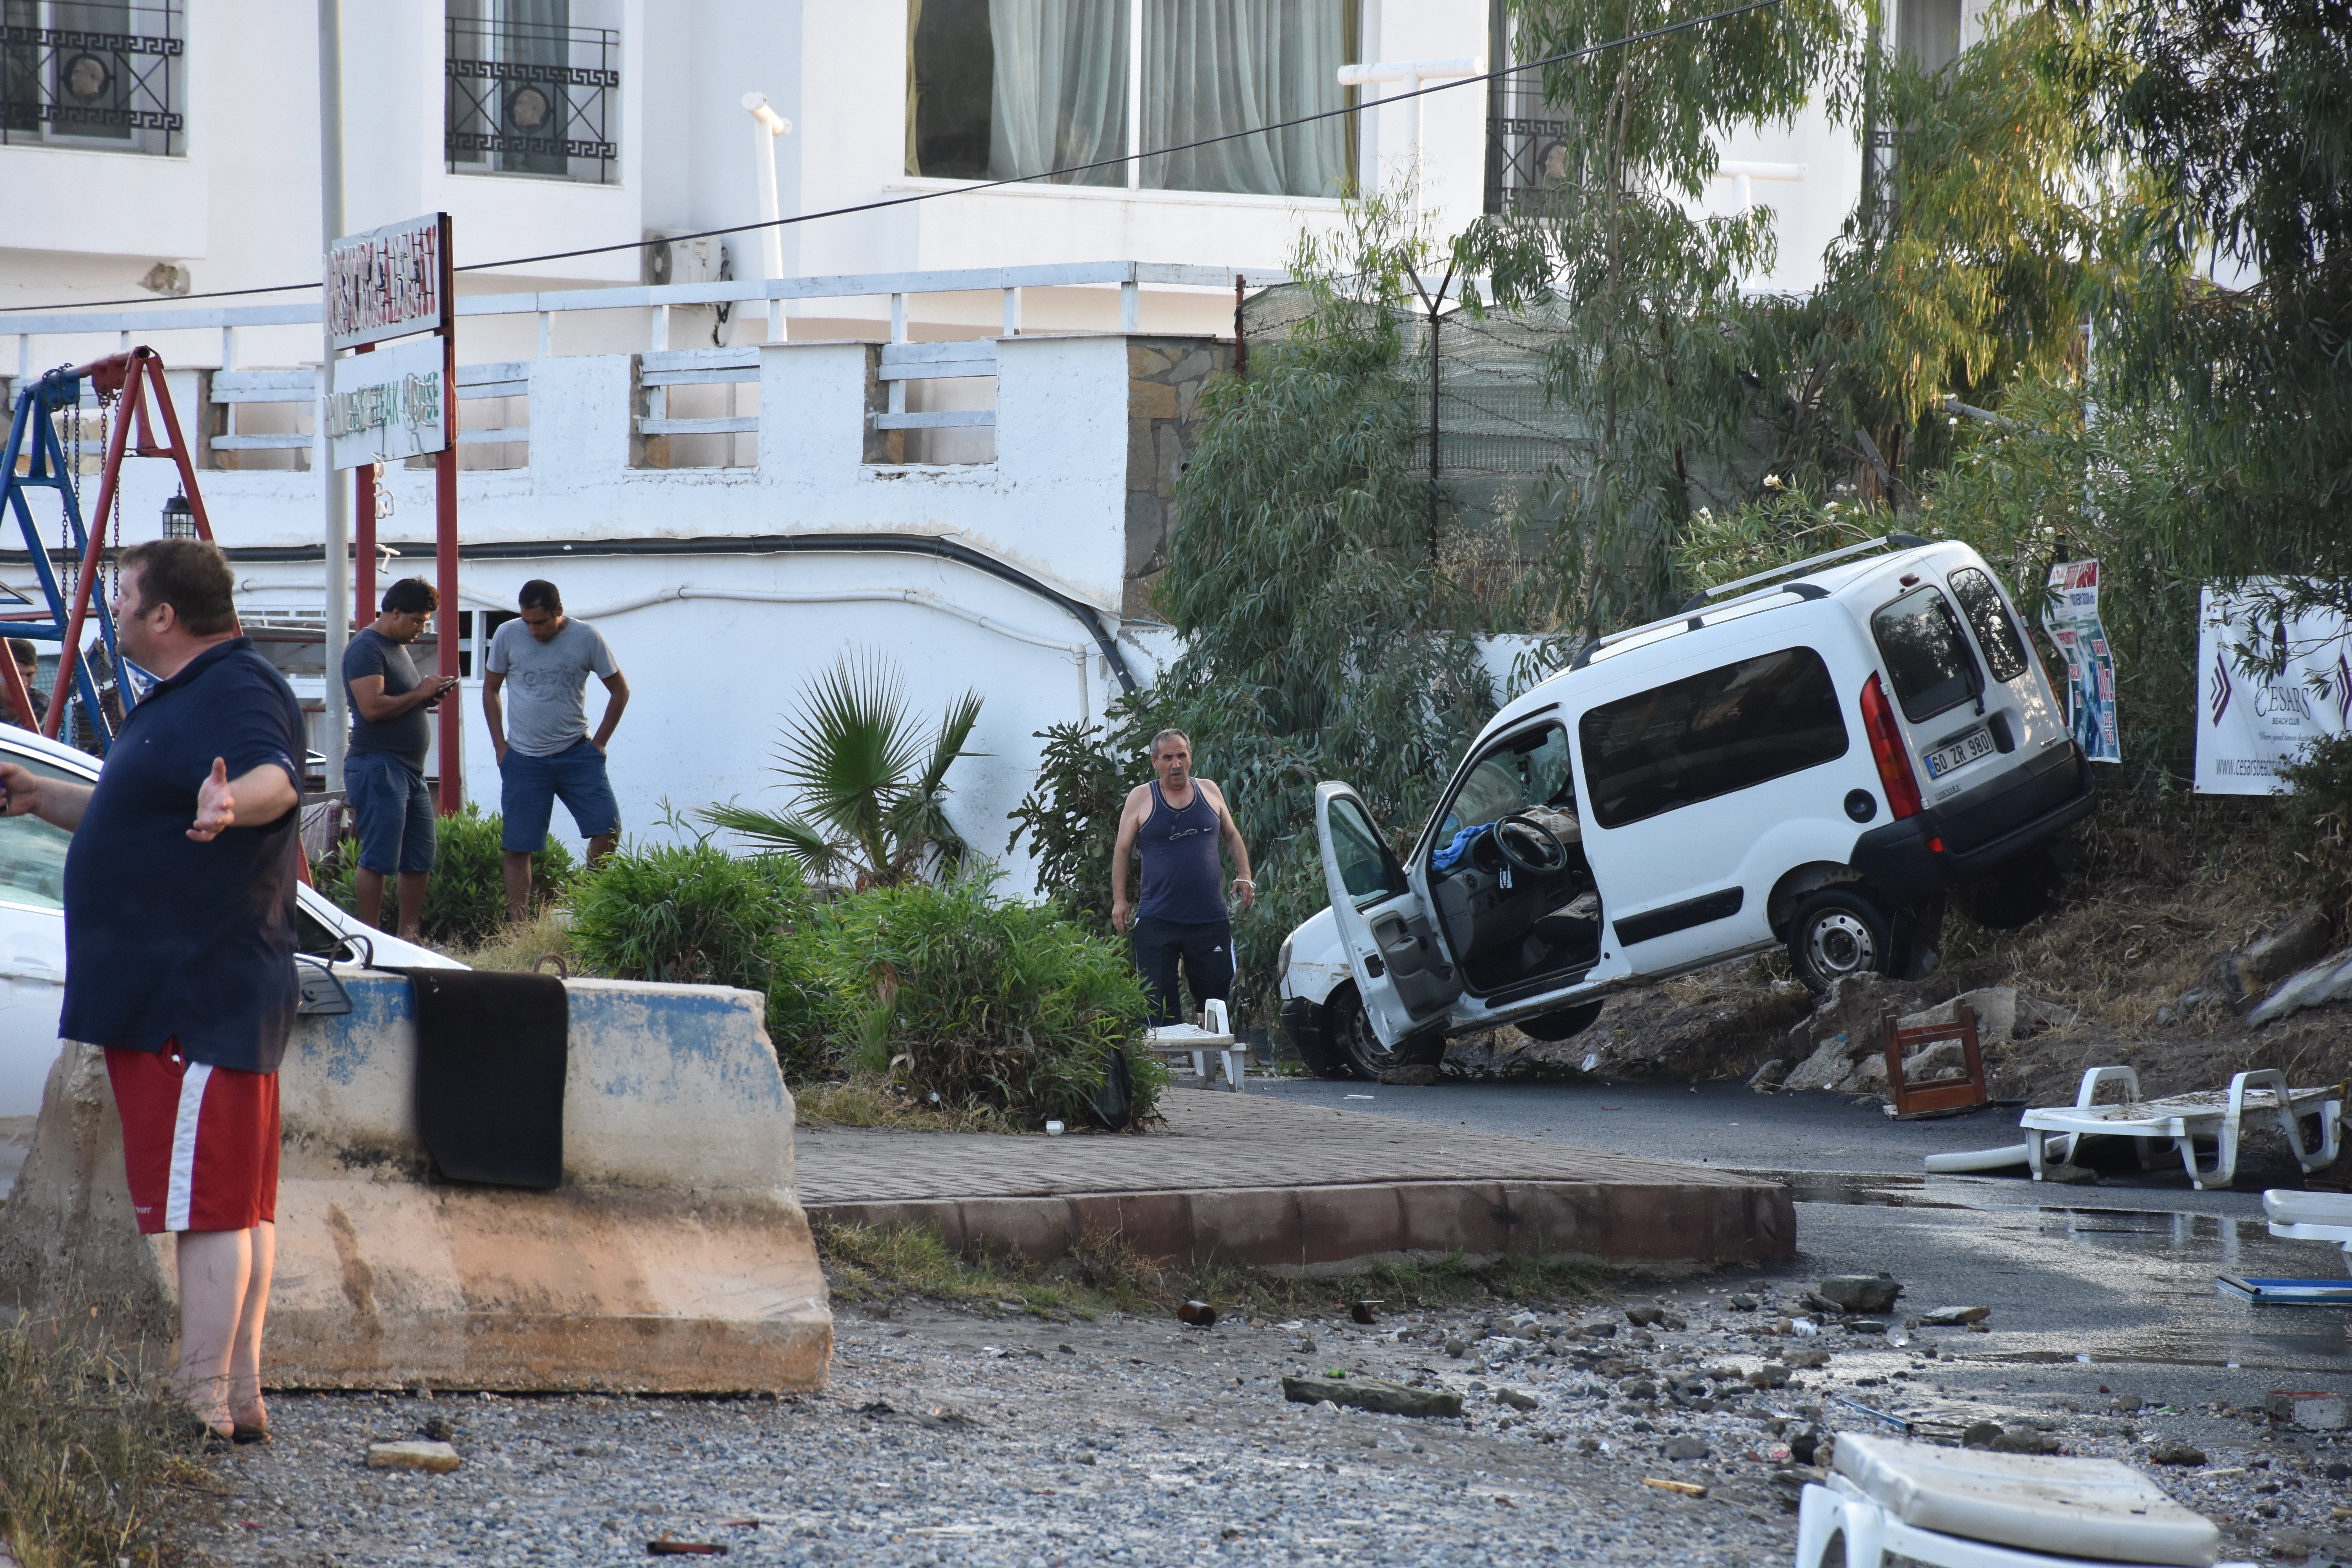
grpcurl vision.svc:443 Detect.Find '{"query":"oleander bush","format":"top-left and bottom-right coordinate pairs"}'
top-left (567, 841), bottom-right (806, 991)
top-left (772, 875), bottom-right (1161, 1128)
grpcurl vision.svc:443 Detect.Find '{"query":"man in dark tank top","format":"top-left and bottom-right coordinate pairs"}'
top-left (1111, 729), bottom-right (1256, 1026)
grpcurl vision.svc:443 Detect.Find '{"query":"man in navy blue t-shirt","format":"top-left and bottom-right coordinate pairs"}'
top-left (0, 539), bottom-right (301, 1443)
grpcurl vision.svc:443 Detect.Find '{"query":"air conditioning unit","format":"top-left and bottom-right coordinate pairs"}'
top-left (642, 230), bottom-right (717, 288)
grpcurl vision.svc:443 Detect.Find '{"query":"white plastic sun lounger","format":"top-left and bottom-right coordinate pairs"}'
top-left (2016, 1066), bottom-right (2339, 1191)
top-left (1797, 1432), bottom-right (2241, 1568)
top-left (2263, 1188), bottom-right (2352, 1272)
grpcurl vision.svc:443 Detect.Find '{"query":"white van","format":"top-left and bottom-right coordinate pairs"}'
top-left (1275, 535), bottom-right (2096, 1080)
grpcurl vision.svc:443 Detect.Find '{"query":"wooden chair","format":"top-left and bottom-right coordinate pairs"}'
top-left (1880, 1003), bottom-right (1989, 1117)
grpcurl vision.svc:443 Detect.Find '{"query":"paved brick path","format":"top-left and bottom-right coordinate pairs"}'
top-left (794, 1089), bottom-right (1762, 1204)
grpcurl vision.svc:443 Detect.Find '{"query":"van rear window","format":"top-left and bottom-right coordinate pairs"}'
top-left (1873, 587), bottom-right (1982, 721)
top-left (1577, 647), bottom-right (1849, 829)
top-left (1947, 567), bottom-right (2029, 682)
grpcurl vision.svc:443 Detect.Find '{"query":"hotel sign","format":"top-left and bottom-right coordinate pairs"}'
top-left (327, 337), bottom-right (446, 470)
top-left (327, 214), bottom-right (449, 351)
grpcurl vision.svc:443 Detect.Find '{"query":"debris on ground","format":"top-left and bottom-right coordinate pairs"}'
top-left (1281, 1373), bottom-right (1464, 1419)
top-left (364, 1439), bottom-right (460, 1473)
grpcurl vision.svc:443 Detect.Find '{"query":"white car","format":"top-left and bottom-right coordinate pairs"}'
top-left (0, 724), bottom-right (457, 1121)
top-left (1277, 535), bottom-right (2096, 1080)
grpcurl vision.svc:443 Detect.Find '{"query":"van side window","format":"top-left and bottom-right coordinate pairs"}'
top-left (1328, 796), bottom-right (1409, 909)
top-left (1872, 586), bottom-right (1984, 721)
top-left (1577, 647), bottom-right (1849, 829)
top-left (1947, 567), bottom-right (2029, 682)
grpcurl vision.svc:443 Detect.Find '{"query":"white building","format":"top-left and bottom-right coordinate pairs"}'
top-left (0, 0), bottom-right (1978, 877)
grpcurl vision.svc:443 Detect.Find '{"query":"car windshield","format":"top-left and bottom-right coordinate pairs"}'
top-left (1872, 586), bottom-right (1982, 722)
top-left (0, 745), bottom-right (84, 911)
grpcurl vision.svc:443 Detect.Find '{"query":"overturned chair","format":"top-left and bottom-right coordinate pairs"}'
top-left (1797, 1433), bottom-right (2239, 1568)
top-left (0, 969), bottom-right (831, 1394)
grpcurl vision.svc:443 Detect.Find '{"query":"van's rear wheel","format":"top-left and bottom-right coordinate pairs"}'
top-left (1327, 986), bottom-right (1399, 1082)
top-left (1788, 888), bottom-right (1892, 995)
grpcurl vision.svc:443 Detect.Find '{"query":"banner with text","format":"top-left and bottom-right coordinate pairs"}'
top-left (2195, 583), bottom-right (2352, 794)
top-left (327, 337), bottom-right (446, 470)
top-left (2042, 559), bottom-right (2121, 763)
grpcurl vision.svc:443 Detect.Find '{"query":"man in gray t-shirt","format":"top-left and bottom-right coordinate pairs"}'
top-left (482, 579), bottom-right (630, 921)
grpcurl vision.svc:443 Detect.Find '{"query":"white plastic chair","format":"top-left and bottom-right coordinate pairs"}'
top-left (2017, 1065), bottom-right (2340, 1190)
top-left (1143, 998), bottom-right (1250, 1089)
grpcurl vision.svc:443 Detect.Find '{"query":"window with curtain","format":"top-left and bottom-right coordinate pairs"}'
top-left (907, 0), bottom-right (1356, 199)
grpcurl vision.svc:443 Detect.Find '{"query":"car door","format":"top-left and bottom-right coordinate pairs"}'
top-left (1315, 783), bottom-right (1460, 1046)
top-left (0, 745), bottom-right (80, 1118)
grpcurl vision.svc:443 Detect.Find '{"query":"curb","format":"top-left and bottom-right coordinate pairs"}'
top-left (808, 1176), bottom-right (1795, 1277)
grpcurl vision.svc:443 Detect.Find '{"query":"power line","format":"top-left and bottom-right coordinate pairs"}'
top-left (1, 0), bottom-right (1787, 318)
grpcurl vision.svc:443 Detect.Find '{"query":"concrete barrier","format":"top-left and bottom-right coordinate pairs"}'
top-left (0, 972), bottom-right (830, 1394)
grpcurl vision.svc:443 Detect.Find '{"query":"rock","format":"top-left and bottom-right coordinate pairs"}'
top-left (420, 1415), bottom-right (456, 1442)
top-left (1917, 1305), bottom-right (1990, 1326)
top-left (1962, 1421), bottom-right (2004, 1449)
top-left (1729, 1294), bottom-right (1758, 1310)
top-left (1280, 1374), bottom-right (1462, 1419)
top-left (1444, 1338), bottom-right (1469, 1358)
top-left (1379, 1064), bottom-right (1441, 1086)
top-left (1583, 1321), bottom-right (1619, 1339)
top-left (1782, 1033), bottom-right (1862, 1092)
top-left (1817, 1274), bottom-right (1902, 1314)
top-left (2042, 1163), bottom-right (2100, 1185)
top-left (2108, 1392), bottom-right (2142, 1414)
top-left (1784, 1347), bottom-right (1831, 1369)
top-left (2243, 907), bottom-right (2334, 989)
top-left (1992, 1426), bottom-right (2062, 1454)
top-left (2324, 1462), bottom-right (2351, 1482)
top-left (1746, 1363), bottom-right (1791, 1389)
top-left (2265, 1391), bottom-right (2350, 1430)
top-left (1497, 1388), bottom-right (1539, 1411)
top-left (2250, 949), bottom-right (2352, 1027)
top-left (1896, 1039), bottom-right (1971, 1084)
top-left (1788, 1427), bottom-right (1824, 1465)
top-left (1747, 1058), bottom-right (1789, 1092)
top-left (1900, 987), bottom-right (2020, 1044)
top-left (1624, 1306), bottom-right (1668, 1327)
top-left (367, 1440), bottom-right (461, 1473)
top-left (1620, 1378), bottom-right (1659, 1400)
top-left (1837, 1054), bottom-right (1891, 1093)
top-left (1662, 1436), bottom-right (1710, 1461)
top-left (2148, 1442), bottom-right (2207, 1466)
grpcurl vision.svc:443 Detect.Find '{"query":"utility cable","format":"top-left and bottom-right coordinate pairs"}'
top-left (0, 0), bottom-right (1786, 316)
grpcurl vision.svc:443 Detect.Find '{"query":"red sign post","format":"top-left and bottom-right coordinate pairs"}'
top-left (326, 212), bottom-right (462, 814)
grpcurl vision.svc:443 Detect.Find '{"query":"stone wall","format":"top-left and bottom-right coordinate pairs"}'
top-left (1125, 337), bottom-right (1237, 621)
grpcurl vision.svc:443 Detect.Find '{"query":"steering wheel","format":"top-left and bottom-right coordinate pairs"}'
top-left (1493, 812), bottom-right (1570, 876)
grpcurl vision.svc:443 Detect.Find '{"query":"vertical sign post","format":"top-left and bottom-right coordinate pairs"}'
top-left (325, 212), bottom-right (460, 812)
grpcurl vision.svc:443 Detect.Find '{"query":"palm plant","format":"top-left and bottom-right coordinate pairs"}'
top-left (700, 652), bottom-right (983, 888)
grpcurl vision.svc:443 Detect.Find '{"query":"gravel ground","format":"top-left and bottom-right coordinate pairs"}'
top-left (193, 1275), bottom-right (2352, 1567)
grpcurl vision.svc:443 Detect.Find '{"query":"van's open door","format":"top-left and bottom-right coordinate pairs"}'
top-left (1316, 783), bottom-right (1461, 1045)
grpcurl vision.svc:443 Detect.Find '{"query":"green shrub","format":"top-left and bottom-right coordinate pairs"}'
top-left (568, 842), bottom-right (806, 991)
top-left (774, 877), bottom-right (1163, 1128)
top-left (318, 802), bottom-right (575, 946)
top-left (2279, 733), bottom-right (2352, 928)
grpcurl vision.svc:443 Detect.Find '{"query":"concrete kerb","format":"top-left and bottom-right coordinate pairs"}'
top-left (809, 1176), bottom-right (1797, 1279)
top-left (0, 971), bottom-right (831, 1394)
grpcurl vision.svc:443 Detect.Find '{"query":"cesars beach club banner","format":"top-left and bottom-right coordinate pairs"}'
top-left (2195, 582), bottom-right (2352, 795)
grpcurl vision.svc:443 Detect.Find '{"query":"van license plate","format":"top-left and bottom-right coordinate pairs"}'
top-left (1923, 727), bottom-right (1994, 780)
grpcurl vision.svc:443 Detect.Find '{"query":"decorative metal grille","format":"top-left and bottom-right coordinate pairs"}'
top-left (444, 15), bottom-right (618, 184)
top-left (1484, 74), bottom-right (1573, 216)
top-left (0, 1), bottom-right (185, 155)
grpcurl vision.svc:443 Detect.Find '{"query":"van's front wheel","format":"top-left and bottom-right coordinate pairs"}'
top-left (1788, 888), bottom-right (1892, 995)
top-left (1327, 986), bottom-right (1401, 1082)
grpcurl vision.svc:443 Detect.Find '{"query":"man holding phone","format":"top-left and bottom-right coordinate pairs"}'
top-left (343, 577), bottom-right (457, 940)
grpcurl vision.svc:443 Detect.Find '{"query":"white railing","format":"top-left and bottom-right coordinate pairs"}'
top-left (5, 260), bottom-right (1285, 458)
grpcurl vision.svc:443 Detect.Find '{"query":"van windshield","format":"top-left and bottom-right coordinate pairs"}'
top-left (1872, 587), bottom-right (1982, 722)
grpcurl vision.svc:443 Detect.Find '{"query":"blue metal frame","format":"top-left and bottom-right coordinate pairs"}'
top-left (0, 365), bottom-right (136, 751)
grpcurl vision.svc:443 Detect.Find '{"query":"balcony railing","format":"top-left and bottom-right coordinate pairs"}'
top-left (0, 0), bottom-right (185, 156)
top-left (1483, 76), bottom-right (1572, 216)
top-left (444, 15), bottom-right (618, 185)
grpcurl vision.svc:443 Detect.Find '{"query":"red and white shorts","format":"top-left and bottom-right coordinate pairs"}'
top-left (103, 1042), bottom-right (280, 1235)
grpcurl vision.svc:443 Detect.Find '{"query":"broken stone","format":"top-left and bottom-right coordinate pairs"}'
top-left (1746, 1363), bottom-right (1791, 1389)
top-left (1444, 1338), bottom-right (1469, 1357)
top-left (419, 1415), bottom-right (455, 1442)
top-left (1837, 1053), bottom-right (1891, 1093)
top-left (2250, 949), bottom-right (2352, 1027)
top-left (1896, 1039), bottom-right (1972, 1084)
top-left (1817, 1274), bottom-right (1902, 1314)
top-left (1782, 1032), bottom-right (1863, 1092)
top-left (1497, 1388), bottom-right (1539, 1411)
top-left (1280, 1374), bottom-right (1462, 1419)
top-left (1917, 1305), bottom-right (1991, 1326)
top-left (1747, 1058), bottom-right (1789, 1092)
top-left (2149, 1441), bottom-right (2208, 1466)
top-left (2110, 1393), bottom-right (2143, 1414)
top-left (1624, 1305), bottom-right (1668, 1327)
top-left (1729, 1294), bottom-right (1758, 1310)
top-left (367, 1439), bottom-right (460, 1474)
top-left (1992, 1426), bottom-right (2062, 1455)
top-left (1784, 1347), bottom-right (1831, 1369)
top-left (2042, 1163), bottom-right (2100, 1185)
top-left (2265, 1391), bottom-right (2350, 1430)
top-left (1962, 1421), bottom-right (2004, 1449)
top-left (1662, 1435), bottom-right (1710, 1461)
top-left (2240, 907), bottom-right (2334, 991)
top-left (1620, 1378), bottom-right (1659, 1400)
